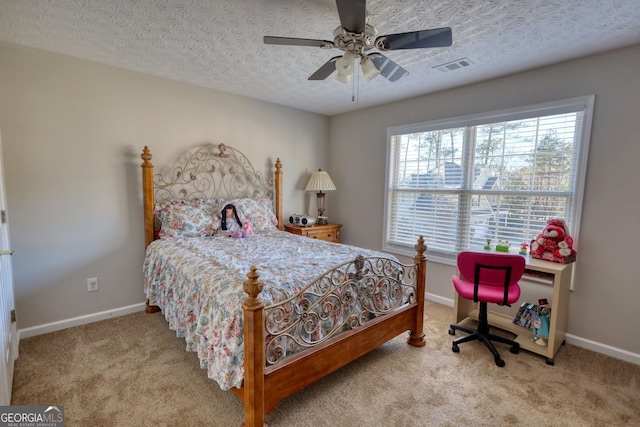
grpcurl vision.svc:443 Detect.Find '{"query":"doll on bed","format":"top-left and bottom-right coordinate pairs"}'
top-left (221, 204), bottom-right (242, 232)
top-left (221, 204), bottom-right (253, 238)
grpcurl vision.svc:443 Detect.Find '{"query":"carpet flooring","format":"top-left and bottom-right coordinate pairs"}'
top-left (12, 301), bottom-right (640, 426)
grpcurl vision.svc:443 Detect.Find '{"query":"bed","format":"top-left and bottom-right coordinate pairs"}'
top-left (141, 143), bottom-right (427, 426)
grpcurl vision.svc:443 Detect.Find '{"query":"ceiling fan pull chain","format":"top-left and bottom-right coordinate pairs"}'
top-left (355, 65), bottom-right (360, 104)
top-left (352, 66), bottom-right (356, 102)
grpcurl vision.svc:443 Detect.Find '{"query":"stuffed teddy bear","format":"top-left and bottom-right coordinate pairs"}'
top-left (530, 218), bottom-right (576, 263)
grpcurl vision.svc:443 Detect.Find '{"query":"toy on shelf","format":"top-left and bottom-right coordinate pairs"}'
top-left (483, 238), bottom-right (492, 250)
top-left (519, 242), bottom-right (529, 256)
top-left (530, 218), bottom-right (577, 263)
top-left (495, 240), bottom-right (510, 253)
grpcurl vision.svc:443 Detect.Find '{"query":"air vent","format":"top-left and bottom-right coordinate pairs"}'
top-left (433, 57), bottom-right (474, 73)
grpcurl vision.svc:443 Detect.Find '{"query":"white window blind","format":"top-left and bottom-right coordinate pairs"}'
top-left (384, 96), bottom-right (594, 260)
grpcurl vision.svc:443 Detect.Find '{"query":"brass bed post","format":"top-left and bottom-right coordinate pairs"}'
top-left (408, 235), bottom-right (427, 347)
top-left (242, 266), bottom-right (266, 427)
top-left (274, 158), bottom-right (283, 230)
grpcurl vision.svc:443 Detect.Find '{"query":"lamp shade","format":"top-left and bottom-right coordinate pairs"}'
top-left (305, 170), bottom-right (336, 192)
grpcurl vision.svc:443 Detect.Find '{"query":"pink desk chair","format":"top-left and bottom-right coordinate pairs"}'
top-left (449, 251), bottom-right (525, 367)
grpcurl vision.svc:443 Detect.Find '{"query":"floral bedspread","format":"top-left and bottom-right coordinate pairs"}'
top-left (143, 229), bottom-right (397, 390)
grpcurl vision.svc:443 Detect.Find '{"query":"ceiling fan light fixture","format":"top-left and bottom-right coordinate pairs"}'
top-left (335, 51), bottom-right (355, 76)
top-left (360, 55), bottom-right (380, 82)
top-left (335, 72), bottom-right (351, 84)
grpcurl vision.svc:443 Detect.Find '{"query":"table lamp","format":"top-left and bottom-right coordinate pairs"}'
top-left (305, 169), bottom-right (336, 225)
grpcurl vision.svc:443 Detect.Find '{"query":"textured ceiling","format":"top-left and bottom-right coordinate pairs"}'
top-left (1, 0), bottom-right (639, 116)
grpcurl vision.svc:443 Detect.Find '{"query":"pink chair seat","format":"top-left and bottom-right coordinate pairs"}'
top-left (453, 276), bottom-right (521, 304)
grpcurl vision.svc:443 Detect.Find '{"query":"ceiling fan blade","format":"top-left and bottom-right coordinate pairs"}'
top-left (369, 53), bottom-right (409, 82)
top-left (376, 27), bottom-right (453, 50)
top-left (308, 56), bottom-right (341, 80)
top-left (263, 36), bottom-right (333, 48)
top-left (335, 0), bottom-right (366, 34)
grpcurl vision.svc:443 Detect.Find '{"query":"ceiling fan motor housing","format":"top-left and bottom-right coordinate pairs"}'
top-left (333, 24), bottom-right (377, 55)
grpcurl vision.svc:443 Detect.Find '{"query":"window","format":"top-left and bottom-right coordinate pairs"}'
top-left (384, 96), bottom-right (594, 261)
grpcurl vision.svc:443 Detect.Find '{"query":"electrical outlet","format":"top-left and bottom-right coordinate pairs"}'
top-left (87, 277), bottom-right (99, 292)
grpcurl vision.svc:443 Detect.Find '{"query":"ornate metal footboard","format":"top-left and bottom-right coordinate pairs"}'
top-left (264, 255), bottom-right (419, 367)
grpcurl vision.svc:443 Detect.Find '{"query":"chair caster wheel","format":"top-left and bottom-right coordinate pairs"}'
top-left (448, 328), bottom-right (456, 336)
top-left (452, 343), bottom-right (459, 353)
top-left (510, 345), bottom-right (519, 354)
top-left (495, 358), bottom-right (505, 367)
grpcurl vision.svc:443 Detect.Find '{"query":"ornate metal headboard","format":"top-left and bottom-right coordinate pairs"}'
top-left (141, 143), bottom-right (283, 246)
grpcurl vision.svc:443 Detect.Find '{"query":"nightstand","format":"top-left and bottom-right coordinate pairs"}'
top-left (284, 223), bottom-right (342, 243)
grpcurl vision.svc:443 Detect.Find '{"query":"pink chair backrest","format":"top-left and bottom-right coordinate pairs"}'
top-left (457, 251), bottom-right (525, 287)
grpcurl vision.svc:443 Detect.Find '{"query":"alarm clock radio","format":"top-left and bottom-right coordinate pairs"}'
top-left (289, 214), bottom-right (316, 227)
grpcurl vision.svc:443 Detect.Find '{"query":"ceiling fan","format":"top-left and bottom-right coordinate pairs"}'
top-left (263, 0), bottom-right (452, 84)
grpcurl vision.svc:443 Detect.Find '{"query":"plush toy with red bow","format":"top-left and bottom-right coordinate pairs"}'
top-left (530, 218), bottom-right (576, 263)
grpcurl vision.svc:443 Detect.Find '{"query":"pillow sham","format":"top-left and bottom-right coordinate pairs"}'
top-left (155, 199), bottom-right (219, 238)
top-left (223, 197), bottom-right (278, 232)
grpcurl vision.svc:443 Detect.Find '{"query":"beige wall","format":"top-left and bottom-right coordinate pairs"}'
top-left (329, 44), bottom-right (640, 355)
top-left (0, 43), bottom-right (329, 328)
top-left (2, 39), bottom-right (639, 359)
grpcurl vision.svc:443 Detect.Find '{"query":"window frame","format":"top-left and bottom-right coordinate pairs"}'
top-left (383, 95), bottom-right (595, 265)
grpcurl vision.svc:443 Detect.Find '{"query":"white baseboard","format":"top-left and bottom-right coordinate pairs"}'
top-left (425, 294), bottom-right (640, 366)
top-left (18, 302), bottom-right (147, 340)
top-left (426, 292), bottom-right (454, 307)
top-left (564, 334), bottom-right (640, 365)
